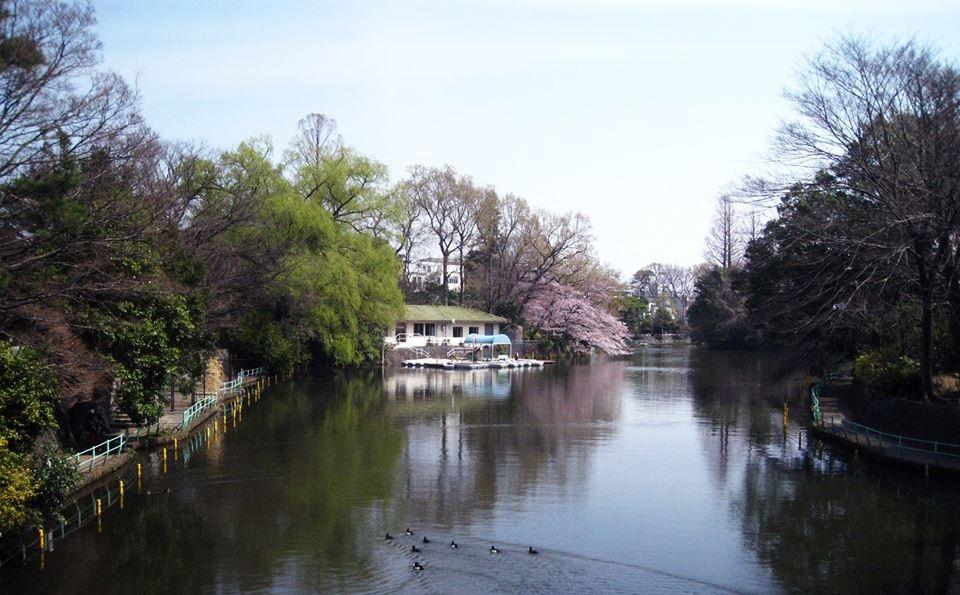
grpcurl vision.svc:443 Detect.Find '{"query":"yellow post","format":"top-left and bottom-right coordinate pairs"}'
top-left (162, 447), bottom-right (167, 463)
top-left (173, 437), bottom-right (178, 451)
top-left (137, 463), bottom-right (142, 479)
top-left (38, 528), bottom-right (45, 550)
top-left (96, 498), bottom-right (102, 517)
top-left (119, 479), bottom-right (124, 496)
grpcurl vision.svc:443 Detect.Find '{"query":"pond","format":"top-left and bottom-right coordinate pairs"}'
top-left (5, 346), bottom-right (960, 593)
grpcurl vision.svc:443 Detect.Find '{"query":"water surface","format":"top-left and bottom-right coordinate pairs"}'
top-left (6, 346), bottom-right (960, 593)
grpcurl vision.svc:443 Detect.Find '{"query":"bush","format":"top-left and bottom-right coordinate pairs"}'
top-left (853, 350), bottom-right (921, 397)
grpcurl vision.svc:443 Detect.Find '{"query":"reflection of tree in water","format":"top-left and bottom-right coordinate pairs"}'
top-left (687, 348), bottom-right (803, 489)
top-left (383, 363), bottom-right (625, 529)
top-left (684, 349), bottom-right (960, 592)
top-left (43, 372), bottom-right (407, 593)
top-left (735, 453), bottom-right (960, 593)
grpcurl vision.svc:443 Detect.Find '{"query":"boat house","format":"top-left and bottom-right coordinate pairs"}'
top-left (386, 305), bottom-right (509, 347)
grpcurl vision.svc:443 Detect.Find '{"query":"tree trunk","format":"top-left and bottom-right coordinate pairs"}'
top-left (441, 252), bottom-right (450, 305)
top-left (949, 275), bottom-right (960, 372)
top-left (920, 291), bottom-right (935, 401)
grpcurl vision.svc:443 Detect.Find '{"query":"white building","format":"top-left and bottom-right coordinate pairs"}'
top-left (408, 258), bottom-right (462, 293)
top-left (385, 305), bottom-right (509, 347)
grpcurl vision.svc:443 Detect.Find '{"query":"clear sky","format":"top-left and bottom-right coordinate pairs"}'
top-left (92, 0), bottom-right (959, 277)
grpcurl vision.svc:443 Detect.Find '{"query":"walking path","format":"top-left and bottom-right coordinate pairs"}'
top-left (809, 374), bottom-right (960, 473)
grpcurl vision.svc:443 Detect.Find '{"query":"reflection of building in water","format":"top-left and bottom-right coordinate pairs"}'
top-left (381, 364), bottom-right (627, 528)
top-left (384, 368), bottom-right (516, 401)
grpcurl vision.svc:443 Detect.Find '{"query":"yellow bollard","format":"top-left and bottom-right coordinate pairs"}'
top-left (137, 463), bottom-right (142, 479)
top-left (96, 498), bottom-right (102, 517)
top-left (173, 438), bottom-right (178, 451)
top-left (119, 479), bottom-right (124, 496)
top-left (162, 447), bottom-right (167, 463)
top-left (38, 528), bottom-right (45, 550)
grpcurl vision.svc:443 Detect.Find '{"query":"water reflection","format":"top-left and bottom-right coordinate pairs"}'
top-left (7, 350), bottom-right (960, 593)
top-left (383, 365), bottom-right (625, 532)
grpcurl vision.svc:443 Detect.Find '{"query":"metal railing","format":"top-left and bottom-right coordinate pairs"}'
top-left (237, 367), bottom-right (264, 381)
top-left (180, 394), bottom-right (218, 430)
top-left (819, 416), bottom-right (960, 460)
top-left (71, 434), bottom-right (127, 473)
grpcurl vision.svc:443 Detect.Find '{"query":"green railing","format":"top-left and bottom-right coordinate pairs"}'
top-left (809, 365), bottom-right (849, 424)
top-left (71, 434), bottom-right (126, 473)
top-left (819, 415), bottom-right (960, 460)
top-left (238, 366), bottom-right (264, 381)
top-left (180, 394), bottom-right (218, 430)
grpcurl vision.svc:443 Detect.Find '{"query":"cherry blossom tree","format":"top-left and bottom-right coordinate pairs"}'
top-left (523, 283), bottom-right (631, 355)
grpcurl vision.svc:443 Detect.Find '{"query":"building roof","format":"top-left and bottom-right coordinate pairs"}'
top-left (464, 333), bottom-right (512, 345)
top-left (402, 305), bottom-right (509, 323)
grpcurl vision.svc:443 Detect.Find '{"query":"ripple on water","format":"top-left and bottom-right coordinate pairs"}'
top-left (374, 534), bottom-right (742, 594)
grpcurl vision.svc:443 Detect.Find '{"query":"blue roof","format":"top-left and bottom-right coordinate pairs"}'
top-left (463, 333), bottom-right (512, 346)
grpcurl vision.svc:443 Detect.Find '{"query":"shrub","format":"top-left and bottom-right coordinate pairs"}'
top-left (853, 350), bottom-right (921, 397)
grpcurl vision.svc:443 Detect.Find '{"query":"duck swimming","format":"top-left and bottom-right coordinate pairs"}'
top-left (450, 540), bottom-right (459, 548)
top-left (413, 562), bottom-right (424, 571)
top-left (489, 546), bottom-right (500, 554)
top-left (405, 528), bottom-right (414, 535)
top-left (422, 536), bottom-right (430, 544)
top-left (385, 533), bottom-right (394, 540)
top-left (528, 547), bottom-right (539, 555)
top-left (411, 545), bottom-right (421, 553)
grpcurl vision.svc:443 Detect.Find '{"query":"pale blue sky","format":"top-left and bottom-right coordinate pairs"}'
top-left (93, 0), bottom-right (959, 276)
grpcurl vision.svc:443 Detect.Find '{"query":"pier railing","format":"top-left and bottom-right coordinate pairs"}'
top-left (819, 415), bottom-right (960, 461)
top-left (71, 434), bottom-right (127, 473)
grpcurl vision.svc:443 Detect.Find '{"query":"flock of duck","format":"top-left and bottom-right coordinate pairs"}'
top-left (385, 528), bottom-right (539, 571)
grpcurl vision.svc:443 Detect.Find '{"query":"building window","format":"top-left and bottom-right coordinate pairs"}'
top-left (485, 323), bottom-right (494, 335)
top-left (425, 323), bottom-right (437, 336)
top-left (469, 326), bottom-right (479, 335)
top-left (395, 324), bottom-right (407, 341)
top-left (453, 326), bottom-right (463, 338)
top-left (413, 323), bottom-right (424, 336)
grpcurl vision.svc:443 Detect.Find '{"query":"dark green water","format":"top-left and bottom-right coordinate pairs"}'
top-left (5, 346), bottom-right (960, 593)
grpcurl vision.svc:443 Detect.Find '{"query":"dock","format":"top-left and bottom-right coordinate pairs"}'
top-left (401, 358), bottom-right (553, 369)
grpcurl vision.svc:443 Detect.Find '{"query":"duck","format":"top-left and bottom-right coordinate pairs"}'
top-left (411, 545), bottom-right (421, 553)
top-left (489, 546), bottom-right (500, 554)
top-left (405, 528), bottom-right (415, 535)
top-left (413, 562), bottom-right (424, 571)
top-left (450, 540), bottom-right (459, 548)
top-left (422, 536), bottom-right (430, 544)
top-left (385, 533), bottom-right (394, 540)
top-left (528, 547), bottom-right (539, 555)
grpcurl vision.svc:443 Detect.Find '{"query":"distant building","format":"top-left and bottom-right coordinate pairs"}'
top-left (407, 257), bottom-right (462, 293)
top-left (386, 305), bottom-right (509, 347)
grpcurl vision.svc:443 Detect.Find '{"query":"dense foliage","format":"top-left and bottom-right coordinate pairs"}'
top-left (687, 37), bottom-right (960, 400)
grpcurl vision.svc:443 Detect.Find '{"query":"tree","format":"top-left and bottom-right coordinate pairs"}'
top-left (658, 264), bottom-right (699, 326)
top-left (0, 0), bottom-right (143, 181)
top-left (704, 194), bottom-right (740, 269)
top-left (773, 36), bottom-right (960, 398)
top-left (285, 113), bottom-right (392, 233)
top-left (406, 165), bottom-right (463, 305)
top-left (523, 282), bottom-right (630, 355)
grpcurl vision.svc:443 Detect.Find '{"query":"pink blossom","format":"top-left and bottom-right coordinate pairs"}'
top-left (523, 282), bottom-right (631, 355)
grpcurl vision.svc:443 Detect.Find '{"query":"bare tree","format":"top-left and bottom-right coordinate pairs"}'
top-left (771, 36), bottom-right (960, 398)
top-left (407, 165), bottom-right (461, 305)
top-left (659, 264), bottom-right (698, 325)
top-left (704, 194), bottom-right (740, 269)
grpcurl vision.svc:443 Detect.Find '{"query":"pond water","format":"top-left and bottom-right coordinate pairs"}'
top-left (6, 346), bottom-right (960, 593)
